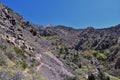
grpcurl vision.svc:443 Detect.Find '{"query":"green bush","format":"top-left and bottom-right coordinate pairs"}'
top-left (88, 50), bottom-right (108, 61)
top-left (30, 29), bottom-right (37, 36)
top-left (14, 47), bottom-right (27, 59)
top-left (96, 53), bottom-right (107, 61)
top-left (104, 50), bottom-right (110, 56)
top-left (21, 62), bottom-right (27, 69)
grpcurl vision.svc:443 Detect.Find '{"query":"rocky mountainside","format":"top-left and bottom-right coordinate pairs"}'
top-left (39, 24), bottom-right (120, 80)
top-left (0, 2), bottom-right (120, 80)
top-left (0, 3), bottom-right (75, 80)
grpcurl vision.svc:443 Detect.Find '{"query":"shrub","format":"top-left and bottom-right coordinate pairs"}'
top-left (104, 50), bottom-right (110, 56)
top-left (96, 53), bottom-right (107, 61)
top-left (88, 74), bottom-right (95, 80)
top-left (30, 58), bottom-right (40, 67)
top-left (83, 50), bottom-right (92, 59)
top-left (64, 47), bottom-right (69, 55)
top-left (21, 62), bottom-right (27, 69)
top-left (21, 25), bottom-right (25, 29)
top-left (88, 50), bottom-right (107, 61)
top-left (30, 29), bottom-right (37, 36)
top-left (14, 47), bottom-right (27, 59)
top-left (92, 50), bottom-right (97, 57)
top-left (20, 45), bottom-right (27, 52)
top-left (59, 48), bottom-right (64, 54)
top-left (72, 53), bottom-right (79, 62)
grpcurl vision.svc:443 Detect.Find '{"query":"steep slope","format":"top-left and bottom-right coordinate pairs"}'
top-left (0, 2), bottom-right (120, 80)
top-left (0, 3), bottom-right (75, 80)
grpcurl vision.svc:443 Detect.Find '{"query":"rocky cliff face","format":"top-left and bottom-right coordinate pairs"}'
top-left (0, 2), bottom-right (120, 80)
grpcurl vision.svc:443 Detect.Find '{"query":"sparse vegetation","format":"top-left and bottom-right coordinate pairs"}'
top-left (30, 28), bottom-right (37, 36)
top-left (0, 2), bottom-right (120, 80)
top-left (96, 52), bottom-right (107, 61)
top-left (20, 44), bottom-right (27, 52)
top-left (0, 54), bottom-right (7, 66)
top-left (14, 47), bottom-right (27, 59)
top-left (88, 74), bottom-right (95, 80)
top-left (21, 62), bottom-right (27, 69)
top-left (104, 49), bottom-right (110, 56)
top-left (99, 71), bottom-right (110, 80)
top-left (83, 50), bottom-right (108, 61)
top-left (83, 50), bottom-right (93, 59)
top-left (21, 24), bottom-right (25, 29)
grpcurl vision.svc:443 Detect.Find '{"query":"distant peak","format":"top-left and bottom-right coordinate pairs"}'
top-left (45, 24), bottom-right (53, 28)
top-left (85, 27), bottom-right (94, 30)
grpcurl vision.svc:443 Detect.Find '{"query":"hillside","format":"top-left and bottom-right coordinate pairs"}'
top-left (0, 2), bottom-right (120, 80)
top-left (39, 24), bottom-right (120, 79)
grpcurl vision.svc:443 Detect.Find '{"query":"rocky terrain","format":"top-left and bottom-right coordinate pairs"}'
top-left (0, 2), bottom-right (120, 80)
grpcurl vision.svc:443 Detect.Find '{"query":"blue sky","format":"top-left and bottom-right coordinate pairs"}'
top-left (0, 0), bottom-right (120, 29)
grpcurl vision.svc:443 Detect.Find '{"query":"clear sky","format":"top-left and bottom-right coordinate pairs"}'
top-left (0, 0), bottom-right (120, 29)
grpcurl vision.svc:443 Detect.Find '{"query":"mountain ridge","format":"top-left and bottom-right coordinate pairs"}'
top-left (0, 2), bottom-right (120, 80)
